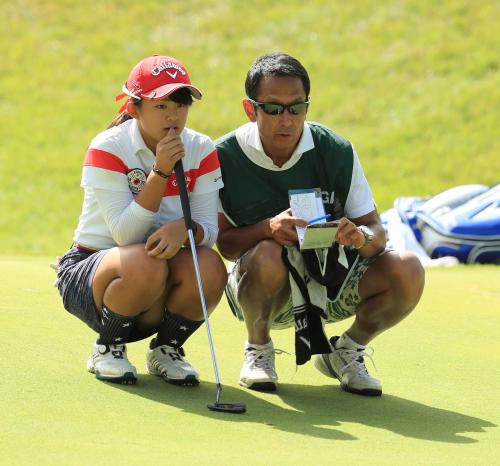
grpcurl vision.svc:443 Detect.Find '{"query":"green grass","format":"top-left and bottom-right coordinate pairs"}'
top-left (1, 258), bottom-right (499, 465)
top-left (1, 4), bottom-right (498, 462)
top-left (0, 0), bottom-right (499, 255)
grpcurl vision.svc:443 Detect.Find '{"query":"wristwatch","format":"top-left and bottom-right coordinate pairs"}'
top-left (354, 225), bottom-right (375, 249)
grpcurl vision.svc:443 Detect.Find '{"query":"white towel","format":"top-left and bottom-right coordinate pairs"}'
top-left (282, 247), bottom-right (331, 365)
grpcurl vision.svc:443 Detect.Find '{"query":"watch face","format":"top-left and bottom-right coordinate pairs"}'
top-left (360, 225), bottom-right (374, 242)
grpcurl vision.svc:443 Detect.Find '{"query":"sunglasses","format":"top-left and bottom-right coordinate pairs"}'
top-left (249, 98), bottom-right (310, 115)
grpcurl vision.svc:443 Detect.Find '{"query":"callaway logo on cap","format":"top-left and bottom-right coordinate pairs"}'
top-left (115, 55), bottom-right (202, 104)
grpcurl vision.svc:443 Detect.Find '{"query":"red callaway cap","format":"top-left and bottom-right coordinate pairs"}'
top-left (115, 55), bottom-right (202, 103)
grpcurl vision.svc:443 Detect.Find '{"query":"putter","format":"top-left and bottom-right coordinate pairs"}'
top-left (174, 161), bottom-right (246, 414)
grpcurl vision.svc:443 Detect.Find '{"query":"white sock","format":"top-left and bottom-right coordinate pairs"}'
top-left (245, 340), bottom-right (273, 350)
top-left (336, 333), bottom-right (365, 351)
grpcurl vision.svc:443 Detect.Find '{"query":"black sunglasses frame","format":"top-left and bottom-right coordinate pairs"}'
top-left (249, 98), bottom-right (310, 116)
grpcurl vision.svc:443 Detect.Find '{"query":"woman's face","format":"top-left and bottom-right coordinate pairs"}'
top-left (134, 97), bottom-right (189, 152)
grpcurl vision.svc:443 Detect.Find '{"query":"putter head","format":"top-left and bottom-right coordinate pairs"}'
top-left (207, 402), bottom-right (246, 414)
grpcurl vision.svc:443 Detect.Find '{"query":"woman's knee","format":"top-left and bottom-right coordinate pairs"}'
top-left (197, 247), bottom-right (228, 293)
top-left (120, 247), bottom-right (168, 293)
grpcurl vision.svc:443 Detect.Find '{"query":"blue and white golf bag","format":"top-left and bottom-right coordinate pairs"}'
top-left (389, 184), bottom-right (500, 264)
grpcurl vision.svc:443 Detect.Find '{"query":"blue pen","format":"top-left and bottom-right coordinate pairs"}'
top-left (308, 214), bottom-right (331, 224)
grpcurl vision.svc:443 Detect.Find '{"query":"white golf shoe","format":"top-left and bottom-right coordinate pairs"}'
top-left (314, 336), bottom-right (382, 396)
top-left (239, 341), bottom-right (280, 391)
top-left (87, 343), bottom-right (137, 384)
top-left (146, 344), bottom-right (199, 386)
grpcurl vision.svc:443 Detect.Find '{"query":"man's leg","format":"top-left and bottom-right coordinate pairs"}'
top-left (315, 250), bottom-right (425, 396)
top-left (350, 250), bottom-right (425, 344)
top-left (236, 240), bottom-right (291, 390)
top-left (238, 240), bottom-right (291, 344)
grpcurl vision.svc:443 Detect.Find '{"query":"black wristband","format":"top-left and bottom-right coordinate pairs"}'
top-left (152, 164), bottom-right (171, 179)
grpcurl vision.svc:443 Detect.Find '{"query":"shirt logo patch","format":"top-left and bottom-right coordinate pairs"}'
top-left (172, 175), bottom-right (192, 190)
top-left (127, 168), bottom-right (147, 194)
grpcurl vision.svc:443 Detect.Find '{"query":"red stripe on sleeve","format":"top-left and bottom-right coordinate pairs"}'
top-left (84, 148), bottom-right (129, 173)
top-left (198, 149), bottom-right (220, 176)
top-left (163, 149), bottom-right (220, 197)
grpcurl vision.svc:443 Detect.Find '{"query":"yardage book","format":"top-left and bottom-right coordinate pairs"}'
top-left (289, 189), bottom-right (338, 250)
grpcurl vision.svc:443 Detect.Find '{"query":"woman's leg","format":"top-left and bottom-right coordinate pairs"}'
top-left (145, 247), bottom-right (227, 385)
top-left (88, 244), bottom-right (168, 384)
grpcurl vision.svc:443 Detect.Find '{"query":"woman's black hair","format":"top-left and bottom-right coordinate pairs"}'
top-left (107, 88), bottom-right (193, 128)
top-left (245, 52), bottom-right (310, 100)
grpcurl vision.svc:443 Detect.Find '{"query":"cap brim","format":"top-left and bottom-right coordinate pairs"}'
top-left (142, 83), bottom-right (202, 100)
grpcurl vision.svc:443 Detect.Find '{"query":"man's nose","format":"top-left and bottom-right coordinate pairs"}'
top-left (278, 110), bottom-right (294, 126)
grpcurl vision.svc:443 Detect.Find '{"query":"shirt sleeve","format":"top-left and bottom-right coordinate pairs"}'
top-left (190, 189), bottom-right (219, 248)
top-left (81, 136), bottom-right (132, 192)
top-left (344, 146), bottom-right (376, 218)
top-left (191, 141), bottom-right (224, 195)
top-left (93, 188), bottom-right (156, 246)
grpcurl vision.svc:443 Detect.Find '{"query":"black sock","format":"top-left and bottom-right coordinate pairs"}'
top-left (152, 310), bottom-right (203, 349)
top-left (97, 304), bottom-right (136, 345)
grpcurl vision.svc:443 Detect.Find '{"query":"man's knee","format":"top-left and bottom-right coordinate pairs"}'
top-left (242, 240), bottom-right (288, 292)
top-left (390, 251), bottom-right (425, 308)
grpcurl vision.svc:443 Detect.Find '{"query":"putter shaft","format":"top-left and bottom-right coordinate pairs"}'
top-left (186, 228), bottom-right (222, 388)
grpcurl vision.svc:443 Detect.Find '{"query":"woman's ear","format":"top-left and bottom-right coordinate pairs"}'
top-left (242, 99), bottom-right (257, 122)
top-left (126, 100), bottom-right (138, 118)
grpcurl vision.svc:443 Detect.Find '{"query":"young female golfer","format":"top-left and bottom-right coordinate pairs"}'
top-left (56, 55), bottom-right (226, 386)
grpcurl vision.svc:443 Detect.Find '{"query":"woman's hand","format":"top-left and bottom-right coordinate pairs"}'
top-left (145, 219), bottom-right (187, 259)
top-left (155, 128), bottom-right (185, 175)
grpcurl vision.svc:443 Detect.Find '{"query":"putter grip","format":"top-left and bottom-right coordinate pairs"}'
top-left (174, 160), bottom-right (195, 231)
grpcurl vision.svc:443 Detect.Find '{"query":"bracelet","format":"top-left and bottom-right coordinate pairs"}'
top-left (152, 164), bottom-right (171, 179)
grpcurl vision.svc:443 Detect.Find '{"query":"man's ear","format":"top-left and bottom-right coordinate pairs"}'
top-left (126, 100), bottom-right (138, 118)
top-left (242, 99), bottom-right (256, 122)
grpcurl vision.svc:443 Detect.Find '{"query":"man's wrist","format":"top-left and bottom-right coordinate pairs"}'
top-left (263, 217), bottom-right (274, 238)
top-left (353, 225), bottom-right (375, 250)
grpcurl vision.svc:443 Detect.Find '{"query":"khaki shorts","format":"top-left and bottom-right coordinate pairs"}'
top-left (225, 249), bottom-right (384, 330)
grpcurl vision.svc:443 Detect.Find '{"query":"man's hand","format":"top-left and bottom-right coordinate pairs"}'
top-left (269, 208), bottom-right (309, 246)
top-left (335, 217), bottom-right (367, 249)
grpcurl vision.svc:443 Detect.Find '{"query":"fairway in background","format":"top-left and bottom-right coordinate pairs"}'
top-left (1, 257), bottom-right (499, 465)
top-left (0, 0), bottom-right (498, 255)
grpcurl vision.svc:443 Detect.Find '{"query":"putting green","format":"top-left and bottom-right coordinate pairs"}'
top-left (1, 256), bottom-right (499, 465)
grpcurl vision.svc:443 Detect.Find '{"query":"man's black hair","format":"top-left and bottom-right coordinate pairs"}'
top-left (245, 52), bottom-right (310, 100)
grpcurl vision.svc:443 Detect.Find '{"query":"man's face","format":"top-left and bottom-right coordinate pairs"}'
top-left (246, 75), bottom-right (308, 163)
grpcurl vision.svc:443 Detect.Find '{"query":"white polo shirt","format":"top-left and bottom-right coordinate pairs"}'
top-left (73, 118), bottom-right (223, 249)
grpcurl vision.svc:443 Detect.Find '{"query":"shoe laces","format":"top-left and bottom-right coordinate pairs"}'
top-left (245, 346), bottom-right (289, 370)
top-left (337, 346), bottom-right (377, 378)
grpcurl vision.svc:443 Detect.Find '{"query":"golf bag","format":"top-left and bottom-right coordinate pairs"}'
top-left (392, 183), bottom-right (500, 264)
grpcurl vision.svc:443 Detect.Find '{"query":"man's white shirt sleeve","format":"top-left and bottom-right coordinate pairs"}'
top-left (344, 146), bottom-right (376, 219)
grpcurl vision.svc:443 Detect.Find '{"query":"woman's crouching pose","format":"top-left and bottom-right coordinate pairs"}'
top-left (56, 55), bottom-right (227, 385)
